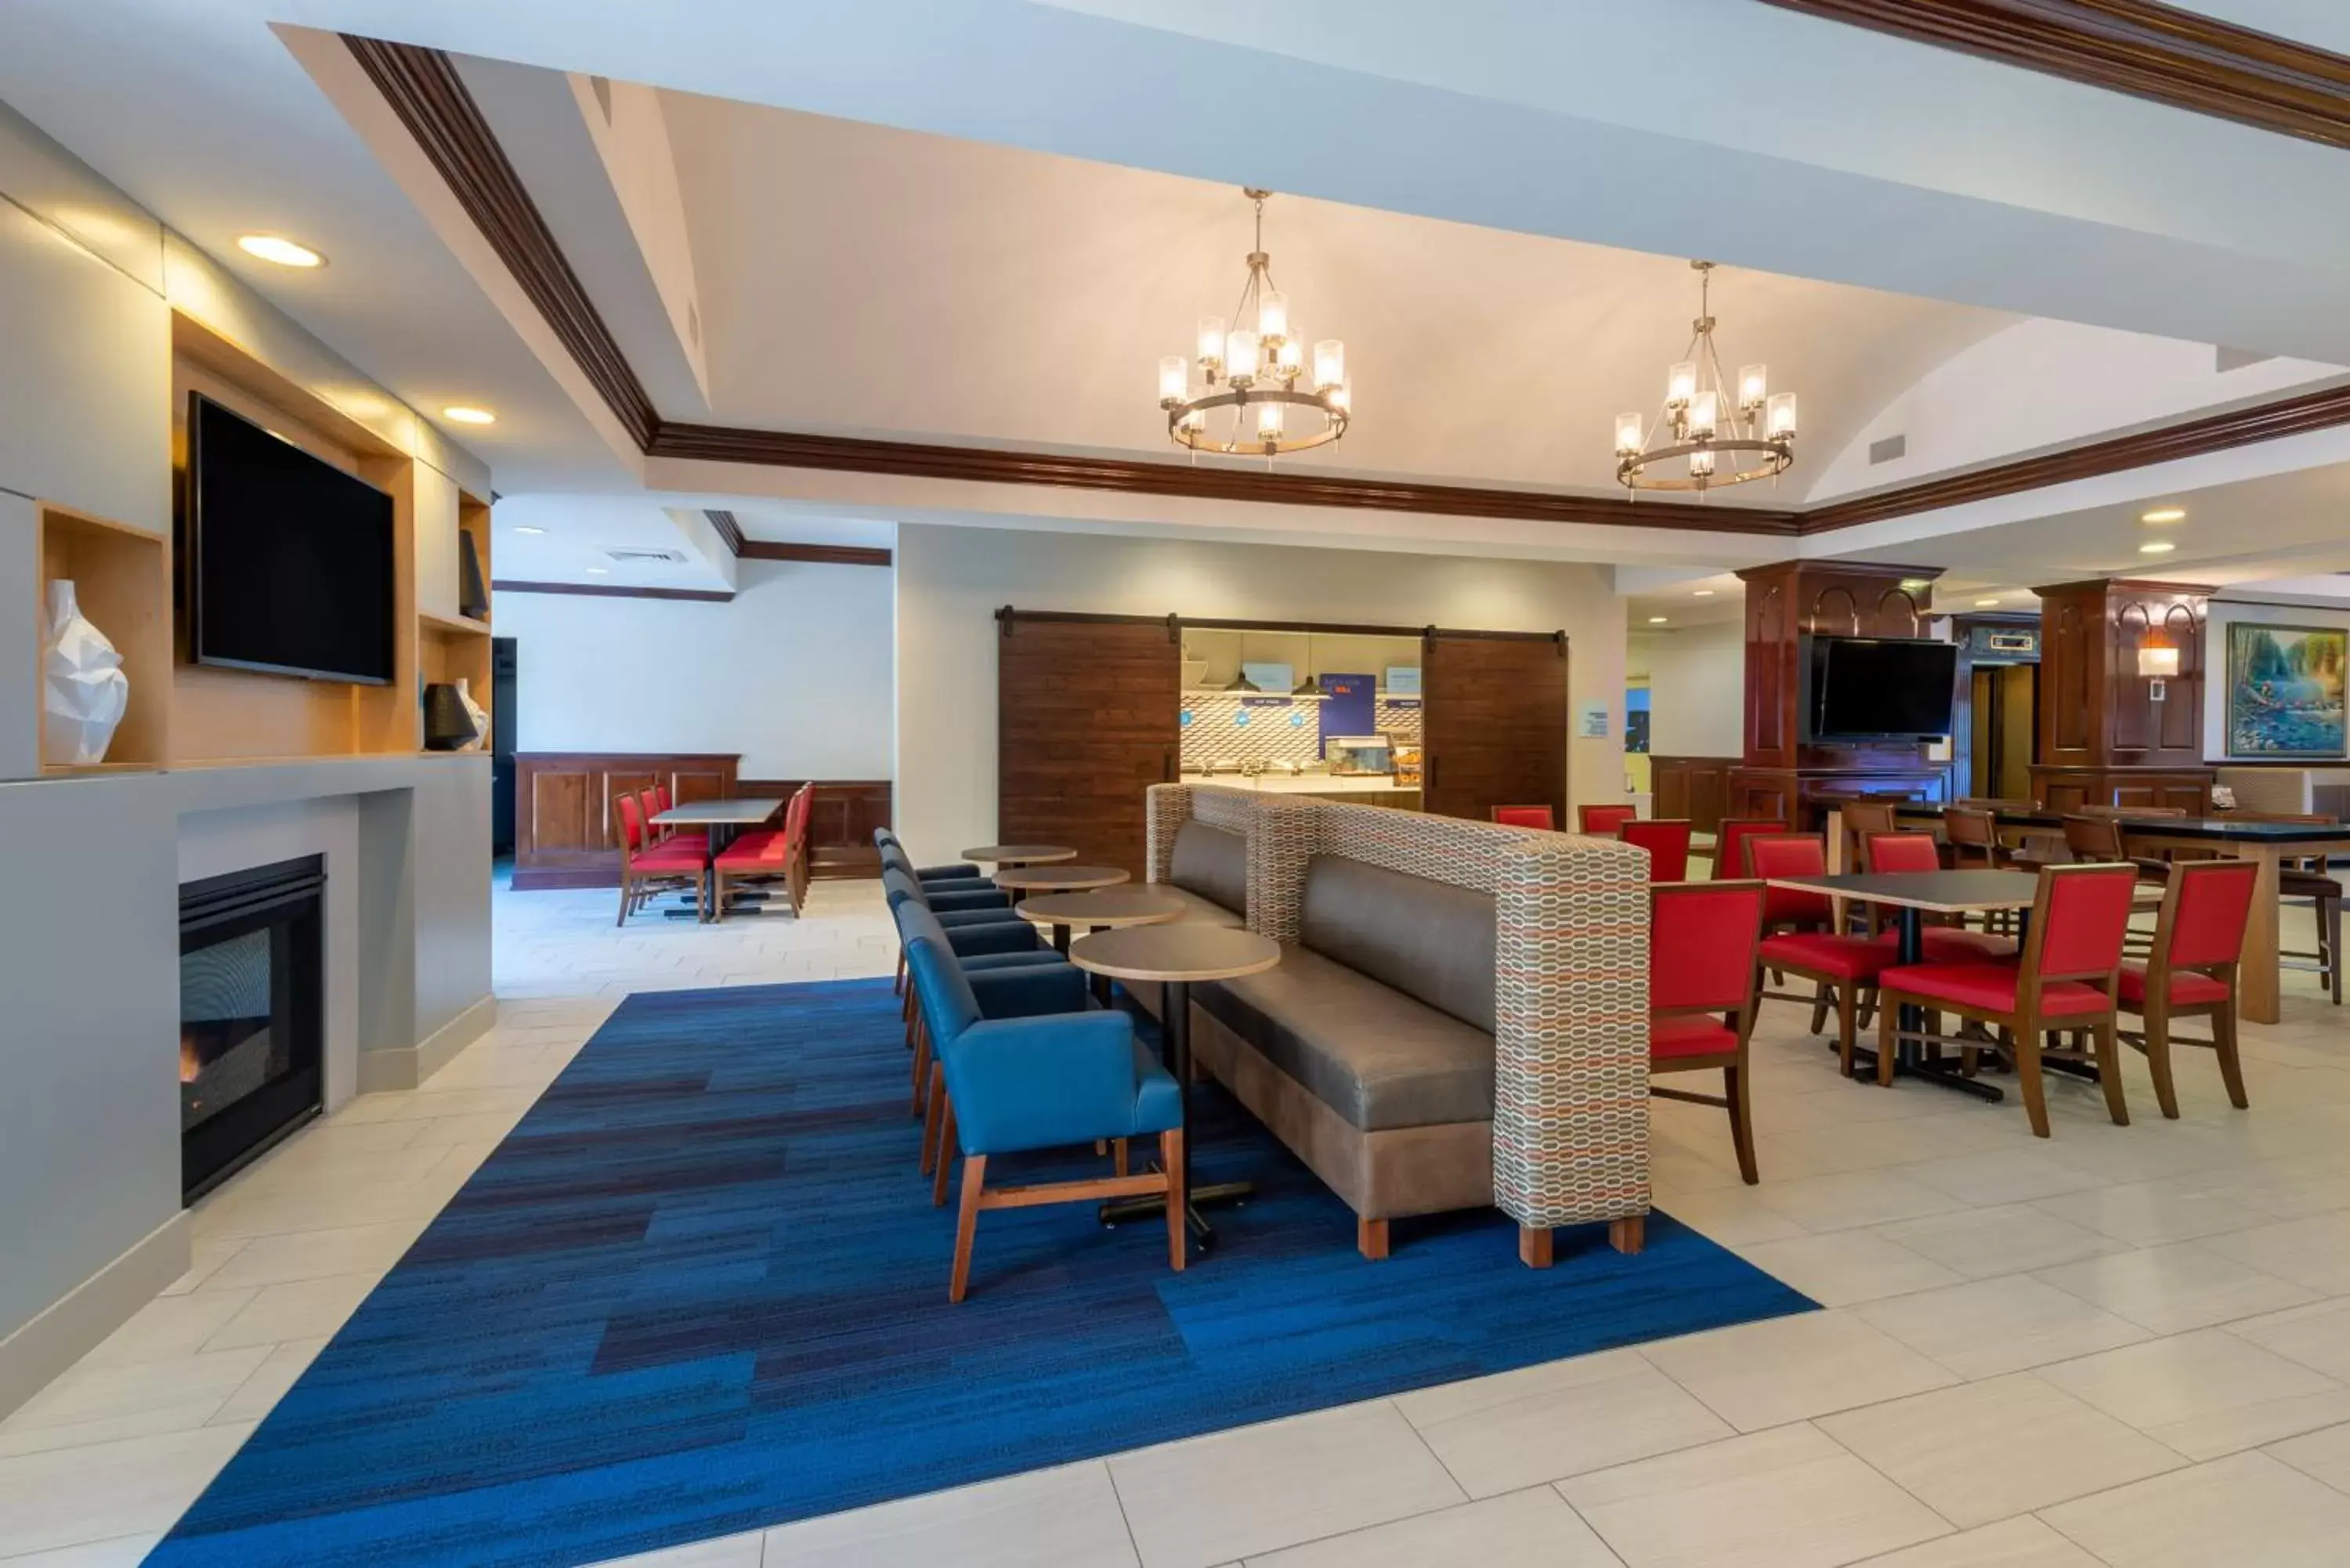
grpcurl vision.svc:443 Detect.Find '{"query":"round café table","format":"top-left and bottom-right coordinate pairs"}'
top-left (1069, 925), bottom-right (1281, 1253)
top-left (1018, 888), bottom-right (1187, 1002)
top-left (990, 863), bottom-right (1129, 906)
top-left (959, 844), bottom-right (1079, 871)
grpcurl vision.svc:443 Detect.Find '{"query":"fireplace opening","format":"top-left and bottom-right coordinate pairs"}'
top-left (180, 855), bottom-right (325, 1202)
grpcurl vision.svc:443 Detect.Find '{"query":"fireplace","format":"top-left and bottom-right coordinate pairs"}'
top-left (180, 855), bottom-right (325, 1201)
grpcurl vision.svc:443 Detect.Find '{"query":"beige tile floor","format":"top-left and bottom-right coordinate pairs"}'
top-left (5, 877), bottom-right (2350, 1567)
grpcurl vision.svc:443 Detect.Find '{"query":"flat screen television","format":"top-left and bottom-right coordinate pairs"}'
top-left (186, 393), bottom-right (396, 685)
top-left (1804, 635), bottom-right (1958, 741)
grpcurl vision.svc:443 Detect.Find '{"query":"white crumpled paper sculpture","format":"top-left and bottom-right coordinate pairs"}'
top-left (42, 580), bottom-right (129, 765)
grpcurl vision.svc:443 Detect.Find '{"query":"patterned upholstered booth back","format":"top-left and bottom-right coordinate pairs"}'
top-left (1141, 785), bottom-right (1651, 1233)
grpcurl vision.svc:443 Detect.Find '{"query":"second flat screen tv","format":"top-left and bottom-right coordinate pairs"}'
top-left (1806, 636), bottom-right (1958, 741)
top-left (186, 393), bottom-right (396, 685)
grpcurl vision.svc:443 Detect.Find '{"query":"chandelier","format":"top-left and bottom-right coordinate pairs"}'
top-left (1159, 189), bottom-right (1350, 458)
top-left (1614, 261), bottom-right (1798, 494)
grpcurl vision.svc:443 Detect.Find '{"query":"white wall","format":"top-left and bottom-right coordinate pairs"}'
top-left (2205, 599), bottom-right (2350, 761)
top-left (495, 558), bottom-right (895, 778)
top-left (894, 522), bottom-right (1627, 859)
top-left (1639, 621), bottom-right (1746, 757)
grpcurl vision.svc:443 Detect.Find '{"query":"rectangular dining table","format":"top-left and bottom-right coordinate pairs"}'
top-left (1887, 804), bottom-right (2350, 1023)
top-left (1765, 869), bottom-right (2041, 1101)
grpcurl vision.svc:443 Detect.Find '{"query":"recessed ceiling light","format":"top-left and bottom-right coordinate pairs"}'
top-left (1976, 597), bottom-right (2001, 607)
top-left (584, 566), bottom-right (610, 575)
top-left (2139, 540), bottom-right (2176, 555)
top-left (237, 233), bottom-right (324, 268)
top-left (1693, 589), bottom-right (1716, 598)
top-left (512, 525), bottom-right (547, 536)
top-left (1647, 616), bottom-right (1668, 624)
top-left (442, 406), bottom-right (497, 426)
top-left (2140, 508), bottom-right (2186, 524)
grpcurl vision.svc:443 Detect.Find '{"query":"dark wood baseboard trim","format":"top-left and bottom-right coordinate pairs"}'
top-left (1752, 1), bottom-right (2350, 153)
top-left (351, 28), bottom-right (2350, 544)
top-left (492, 578), bottom-right (736, 603)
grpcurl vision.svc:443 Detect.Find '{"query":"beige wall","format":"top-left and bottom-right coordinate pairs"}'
top-left (894, 522), bottom-right (1628, 859)
top-left (1639, 621), bottom-right (1746, 758)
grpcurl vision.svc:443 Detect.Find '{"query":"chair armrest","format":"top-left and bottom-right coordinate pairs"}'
top-left (967, 962), bottom-right (1090, 1019)
top-left (938, 1010), bottom-right (1141, 1155)
top-left (942, 920), bottom-right (1043, 956)
top-left (924, 887), bottom-right (1011, 912)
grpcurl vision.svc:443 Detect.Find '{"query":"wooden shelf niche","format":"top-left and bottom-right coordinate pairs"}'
top-left (35, 504), bottom-right (172, 773)
top-left (168, 313), bottom-right (468, 761)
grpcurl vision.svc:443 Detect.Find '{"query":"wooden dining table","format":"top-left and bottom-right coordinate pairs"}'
top-left (1888, 804), bottom-right (2350, 1023)
top-left (1764, 869), bottom-right (2041, 1101)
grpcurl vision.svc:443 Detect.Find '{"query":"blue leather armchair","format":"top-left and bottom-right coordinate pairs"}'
top-left (878, 841), bottom-right (994, 897)
top-left (904, 930), bottom-right (1186, 1302)
top-left (874, 828), bottom-right (984, 883)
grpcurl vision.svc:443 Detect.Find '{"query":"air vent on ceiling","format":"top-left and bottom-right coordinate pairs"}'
top-left (1868, 433), bottom-right (1907, 464)
top-left (604, 547), bottom-right (685, 565)
top-left (2216, 345), bottom-right (2272, 374)
top-left (589, 75), bottom-right (613, 124)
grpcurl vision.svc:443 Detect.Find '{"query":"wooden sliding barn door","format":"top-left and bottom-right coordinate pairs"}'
top-left (1421, 630), bottom-right (1570, 825)
top-left (996, 610), bottom-right (1180, 878)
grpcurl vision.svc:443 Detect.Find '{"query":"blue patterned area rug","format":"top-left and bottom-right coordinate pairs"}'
top-left (150, 977), bottom-right (1813, 1567)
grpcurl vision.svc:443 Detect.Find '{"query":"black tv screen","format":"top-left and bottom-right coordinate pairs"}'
top-left (1806, 636), bottom-right (1958, 740)
top-left (186, 393), bottom-right (395, 685)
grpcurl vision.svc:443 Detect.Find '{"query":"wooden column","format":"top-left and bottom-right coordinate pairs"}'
top-left (2030, 578), bottom-right (2212, 811)
top-left (1728, 559), bottom-right (1951, 830)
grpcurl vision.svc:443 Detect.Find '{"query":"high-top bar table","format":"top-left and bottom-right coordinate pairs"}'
top-left (959, 844), bottom-right (1078, 870)
top-left (1070, 925), bottom-right (1280, 1252)
top-left (1890, 803), bottom-right (2350, 1023)
top-left (1764, 869), bottom-right (2041, 1100)
top-left (651, 797), bottom-right (785, 919)
top-left (1018, 888), bottom-right (1185, 1002)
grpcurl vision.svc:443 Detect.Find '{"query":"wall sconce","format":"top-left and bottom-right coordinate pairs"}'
top-left (2138, 643), bottom-right (2181, 702)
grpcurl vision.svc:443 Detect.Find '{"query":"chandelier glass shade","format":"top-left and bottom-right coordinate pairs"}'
top-left (1614, 261), bottom-right (1797, 494)
top-left (1161, 190), bottom-right (1350, 458)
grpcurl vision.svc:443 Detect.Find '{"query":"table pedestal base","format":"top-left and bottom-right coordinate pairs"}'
top-left (1099, 1176), bottom-right (1251, 1245)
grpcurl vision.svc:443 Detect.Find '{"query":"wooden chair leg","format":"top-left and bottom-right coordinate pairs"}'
top-left (1113, 1138), bottom-right (1130, 1177)
top-left (920, 1074), bottom-right (945, 1176)
top-left (2329, 896), bottom-right (2343, 1005)
top-left (1809, 981), bottom-right (1831, 1036)
top-left (1726, 1063), bottom-right (1759, 1186)
top-left (1357, 1216), bottom-right (1391, 1260)
top-left (2142, 1004), bottom-right (2180, 1120)
top-left (1610, 1216), bottom-right (1646, 1254)
top-left (1518, 1226), bottom-right (1553, 1268)
top-left (616, 872), bottom-right (631, 927)
top-left (2214, 1000), bottom-right (2250, 1110)
top-left (931, 1099), bottom-right (958, 1205)
top-left (894, 951), bottom-right (906, 995)
top-left (1162, 1129), bottom-right (1188, 1272)
top-left (1836, 985), bottom-right (1858, 1078)
top-left (948, 1154), bottom-right (985, 1302)
top-left (2014, 1021), bottom-right (2052, 1138)
top-left (1876, 989), bottom-right (1899, 1089)
top-left (2094, 1017), bottom-right (2131, 1127)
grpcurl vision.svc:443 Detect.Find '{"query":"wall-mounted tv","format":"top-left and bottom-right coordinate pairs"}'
top-left (186, 392), bottom-right (396, 685)
top-left (1804, 635), bottom-right (1958, 741)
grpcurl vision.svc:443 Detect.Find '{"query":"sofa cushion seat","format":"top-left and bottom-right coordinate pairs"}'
top-left (1194, 945), bottom-right (1494, 1133)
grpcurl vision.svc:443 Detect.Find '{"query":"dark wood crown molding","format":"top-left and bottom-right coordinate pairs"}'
top-left (345, 35), bottom-right (660, 450)
top-left (703, 508), bottom-right (747, 555)
top-left (738, 540), bottom-right (894, 566)
top-left (354, 29), bottom-right (2348, 549)
top-left (1753, 0), bottom-right (2350, 151)
top-left (492, 577), bottom-right (734, 603)
top-left (1799, 380), bottom-right (2350, 533)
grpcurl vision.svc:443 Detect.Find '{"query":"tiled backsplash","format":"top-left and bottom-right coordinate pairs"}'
top-left (1180, 693), bottom-right (1424, 769)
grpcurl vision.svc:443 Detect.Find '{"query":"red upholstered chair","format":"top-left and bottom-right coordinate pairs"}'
top-left (1877, 862), bottom-right (2141, 1134)
top-left (614, 791), bottom-right (706, 924)
top-left (2119, 858), bottom-right (2258, 1118)
top-left (711, 783), bottom-right (815, 918)
top-left (1650, 880), bottom-right (1768, 1184)
top-left (1491, 804), bottom-right (1556, 831)
top-left (1620, 818), bottom-right (1694, 883)
top-left (1863, 832), bottom-right (2018, 963)
top-left (1751, 833), bottom-right (1891, 1074)
top-left (1713, 818), bottom-right (1787, 880)
top-left (649, 783), bottom-right (709, 852)
top-left (1579, 803), bottom-right (1639, 836)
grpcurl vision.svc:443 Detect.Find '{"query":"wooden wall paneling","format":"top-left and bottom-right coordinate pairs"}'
top-left (1419, 630), bottom-right (1570, 824)
top-left (996, 612), bottom-right (1180, 878)
top-left (1651, 756), bottom-right (1737, 833)
top-left (736, 779), bottom-right (891, 877)
top-left (509, 751), bottom-right (740, 887)
top-left (2031, 577), bottom-right (2211, 809)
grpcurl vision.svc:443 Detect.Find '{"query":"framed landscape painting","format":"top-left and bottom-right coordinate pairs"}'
top-left (2227, 623), bottom-right (2348, 758)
